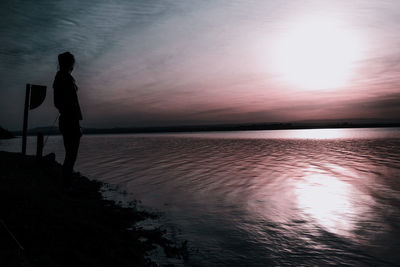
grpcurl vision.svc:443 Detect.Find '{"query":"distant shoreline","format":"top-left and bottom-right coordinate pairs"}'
top-left (0, 127), bottom-right (15, 139)
top-left (14, 122), bottom-right (400, 136)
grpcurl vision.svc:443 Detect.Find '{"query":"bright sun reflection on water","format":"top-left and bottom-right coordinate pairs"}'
top-left (248, 164), bottom-right (375, 239)
top-left (293, 167), bottom-right (373, 237)
top-left (295, 172), bottom-right (353, 236)
top-left (280, 128), bottom-right (353, 139)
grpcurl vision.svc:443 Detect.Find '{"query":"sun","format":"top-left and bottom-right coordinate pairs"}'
top-left (270, 17), bottom-right (362, 90)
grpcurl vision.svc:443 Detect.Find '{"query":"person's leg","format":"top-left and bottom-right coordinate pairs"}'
top-left (68, 135), bottom-right (80, 172)
top-left (62, 134), bottom-right (80, 187)
top-left (62, 134), bottom-right (73, 186)
top-left (61, 120), bottom-right (81, 187)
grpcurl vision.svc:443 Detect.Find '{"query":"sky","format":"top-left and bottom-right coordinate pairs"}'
top-left (1, 0), bottom-right (400, 130)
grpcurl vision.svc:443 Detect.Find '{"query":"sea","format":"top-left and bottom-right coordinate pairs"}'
top-left (1, 128), bottom-right (400, 266)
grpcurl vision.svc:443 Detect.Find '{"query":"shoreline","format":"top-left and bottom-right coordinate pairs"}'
top-left (0, 151), bottom-right (187, 266)
top-left (11, 123), bottom-right (400, 137)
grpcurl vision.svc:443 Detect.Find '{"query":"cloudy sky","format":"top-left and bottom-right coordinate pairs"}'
top-left (1, 0), bottom-right (400, 130)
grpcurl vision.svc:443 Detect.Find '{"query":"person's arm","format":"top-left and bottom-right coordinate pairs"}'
top-left (53, 73), bottom-right (73, 115)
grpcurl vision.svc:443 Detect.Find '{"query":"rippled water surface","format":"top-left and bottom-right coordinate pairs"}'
top-left (2, 128), bottom-right (400, 266)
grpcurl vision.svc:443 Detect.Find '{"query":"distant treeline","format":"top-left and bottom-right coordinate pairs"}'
top-left (13, 122), bottom-right (400, 136)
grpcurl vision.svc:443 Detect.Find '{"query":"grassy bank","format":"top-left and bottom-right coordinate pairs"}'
top-left (0, 151), bottom-right (187, 266)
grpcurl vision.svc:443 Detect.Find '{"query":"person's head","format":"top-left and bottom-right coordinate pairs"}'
top-left (58, 52), bottom-right (75, 72)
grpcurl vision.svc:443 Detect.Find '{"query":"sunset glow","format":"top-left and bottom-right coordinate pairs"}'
top-left (271, 17), bottom-right (363, 90)
top-left (1, 1), bottom-right (400, 129)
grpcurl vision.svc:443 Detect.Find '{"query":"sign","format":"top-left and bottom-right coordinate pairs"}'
top-left (22, 83), bottom-right (47, 155)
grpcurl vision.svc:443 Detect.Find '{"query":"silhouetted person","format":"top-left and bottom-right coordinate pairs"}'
top-left (53, 52), bottom-right (82, 188)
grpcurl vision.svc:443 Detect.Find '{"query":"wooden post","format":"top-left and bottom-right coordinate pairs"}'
top-left (22, 84), bottom-right (30, 155)
top-left (36, 133), bottom-right (43, 159)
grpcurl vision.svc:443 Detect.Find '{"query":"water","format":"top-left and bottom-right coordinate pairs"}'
top-left (2, 128), bottom-right (400, 266)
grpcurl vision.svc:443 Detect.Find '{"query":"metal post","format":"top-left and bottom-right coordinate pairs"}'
top-left (36, 133), bottom-right (43, 159)
top-left (22, 84), bottom-right (30, 155)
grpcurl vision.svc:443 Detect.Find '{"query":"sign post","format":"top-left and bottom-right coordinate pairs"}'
top-left (36, 133), bottom-right (44, 159)
top-left (21, 84), bottom-right (30, 155)
top-left (21, 83), bottom-right (47, 155)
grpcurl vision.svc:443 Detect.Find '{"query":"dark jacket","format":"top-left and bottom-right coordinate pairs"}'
top-left (53, 70), bottom-right (83, 121)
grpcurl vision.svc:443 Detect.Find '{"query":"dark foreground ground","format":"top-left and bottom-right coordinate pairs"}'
top-left (0, 151), bottom-right (187, 267)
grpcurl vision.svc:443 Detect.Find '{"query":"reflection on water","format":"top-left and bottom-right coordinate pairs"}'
top-left (1, 128), bottom-right (400, 266)
top-left (295, 170), bottom-right (362, 237)
top-left (284, 128), bottom-right (362, 139)
top-left (164, 127), bottom-right (400, 140)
